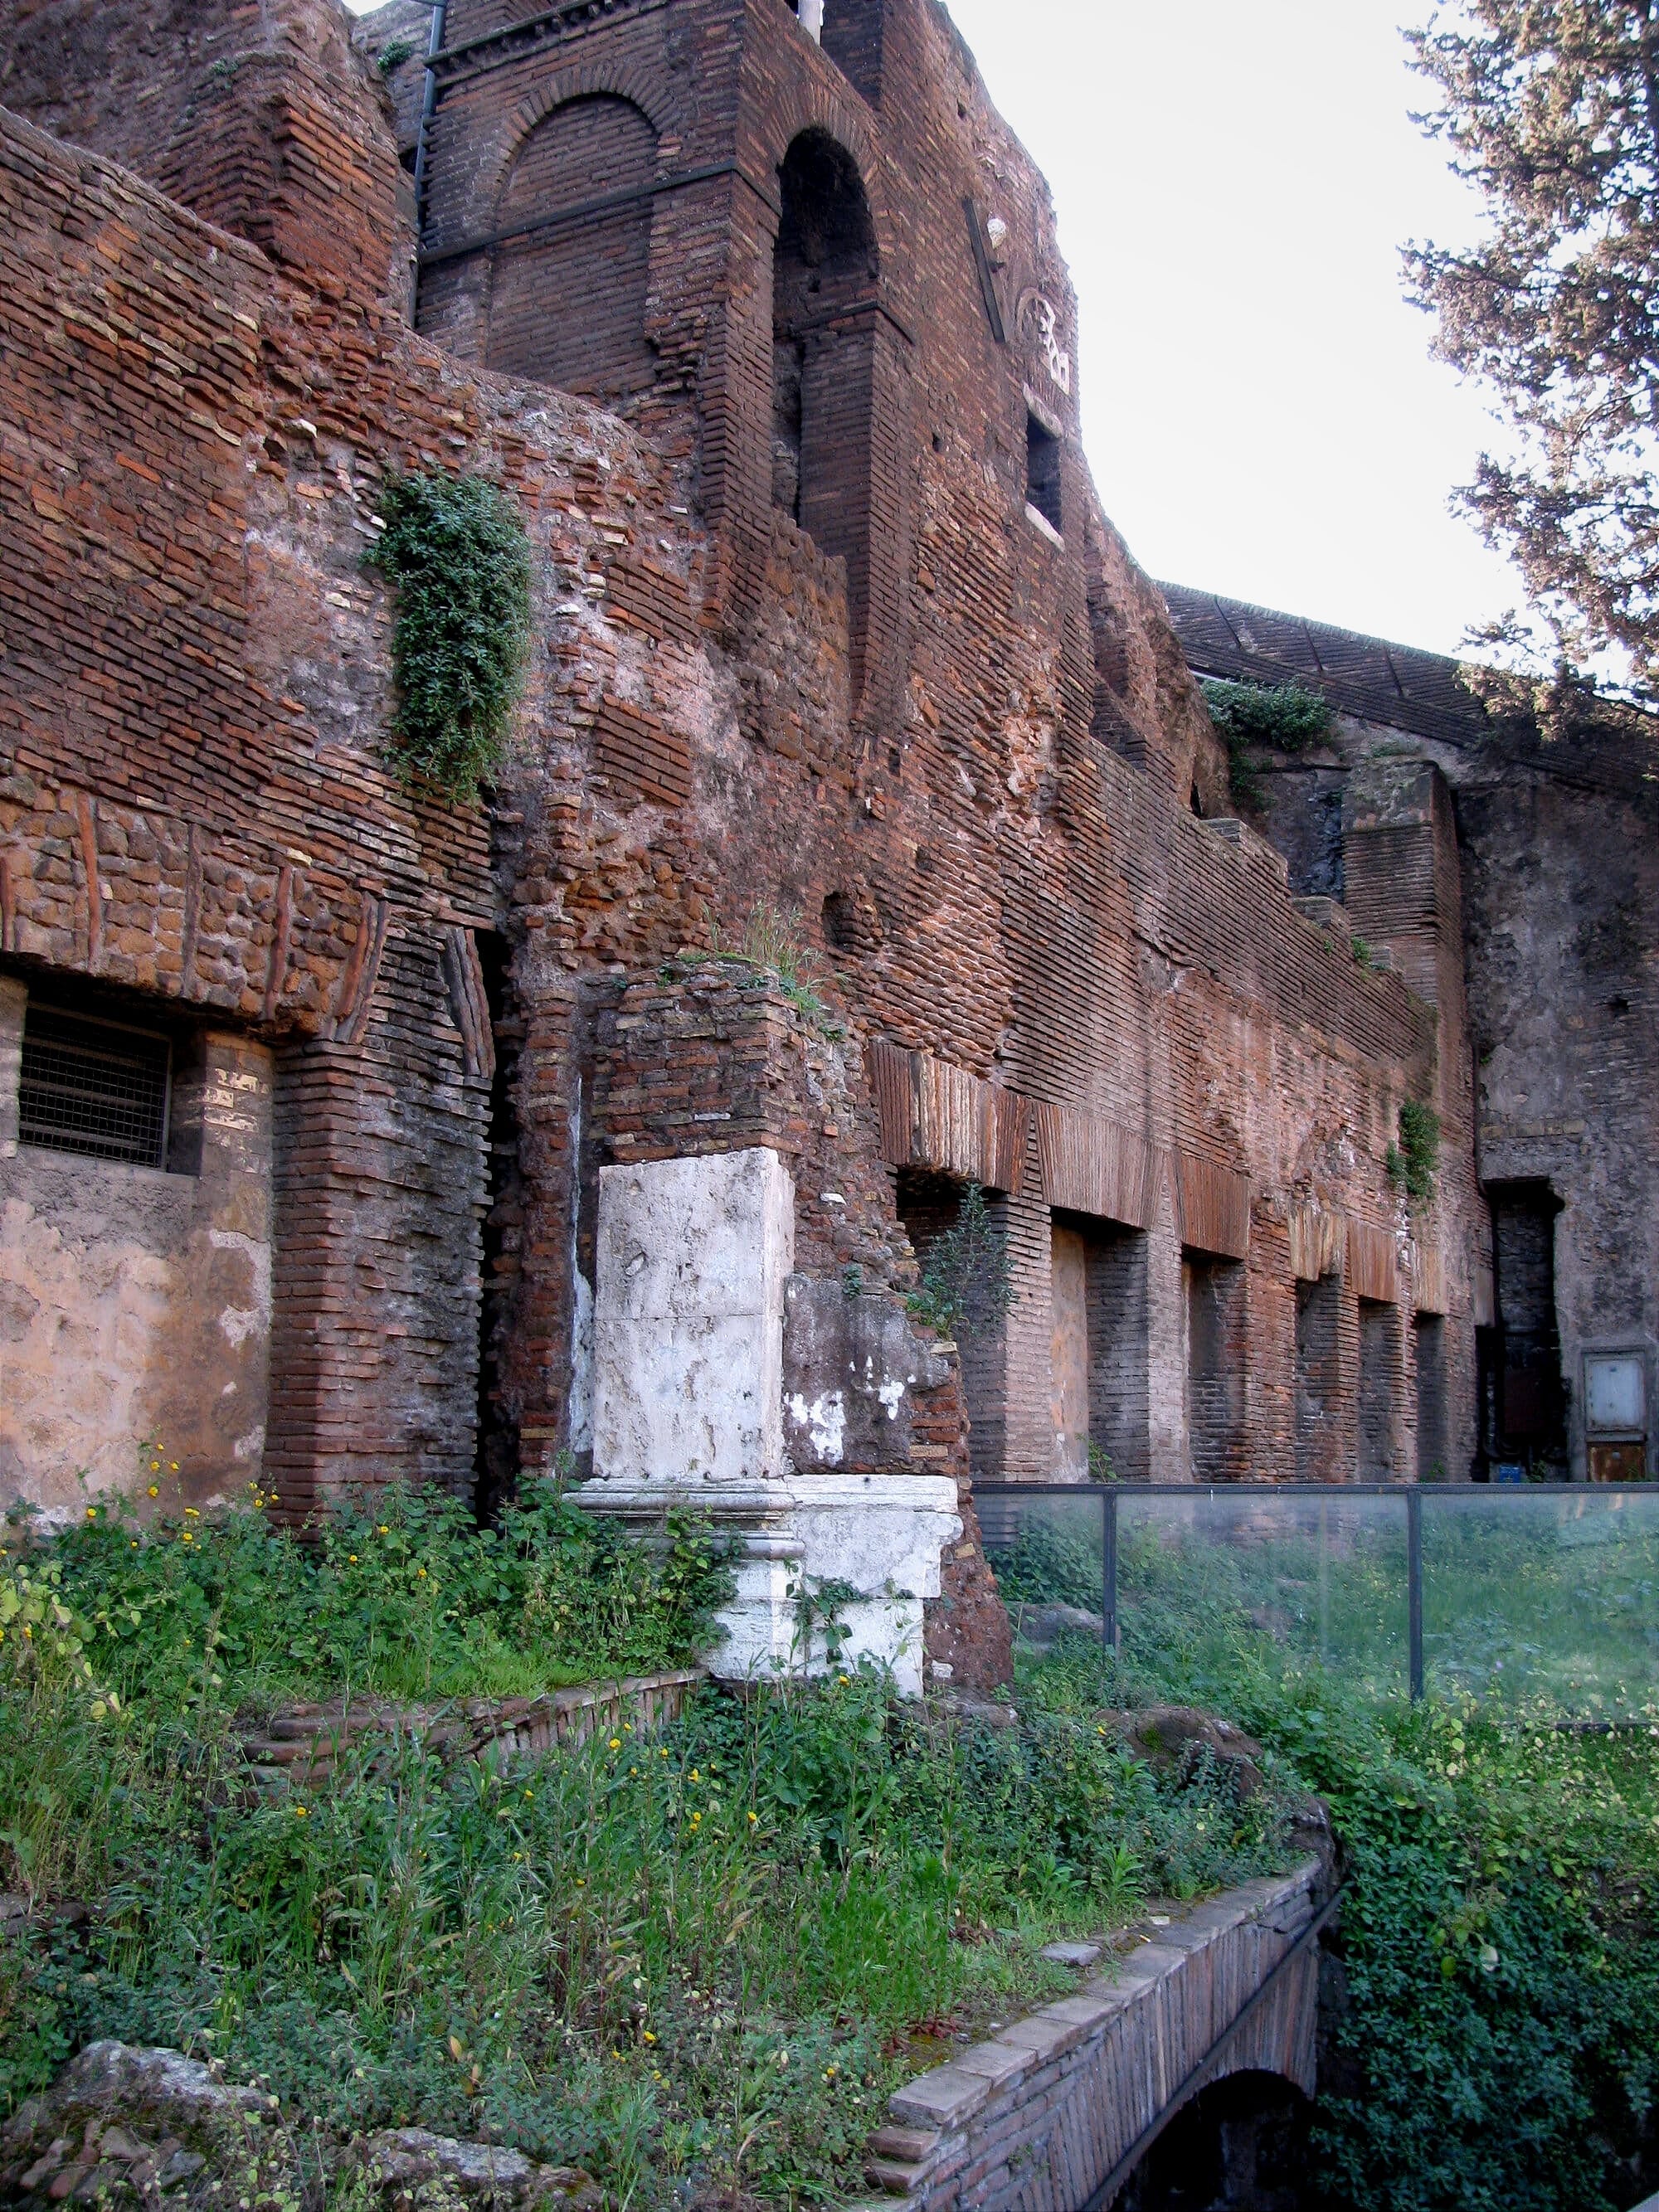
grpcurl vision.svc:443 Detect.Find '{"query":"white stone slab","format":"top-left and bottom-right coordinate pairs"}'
top-left (593, 1148), bottom-right (794, 1485)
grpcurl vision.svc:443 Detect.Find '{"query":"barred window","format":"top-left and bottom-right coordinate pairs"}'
top-left (18, 1004), bottom-right (171, 1168)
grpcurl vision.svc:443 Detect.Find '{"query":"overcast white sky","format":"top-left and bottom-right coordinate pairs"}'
top-left (362, 0), bottom-right (1523, 656)
top-left (942, 0), bottom-right (1520, 656)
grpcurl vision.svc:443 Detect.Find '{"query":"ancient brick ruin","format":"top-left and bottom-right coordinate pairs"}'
top-left (1, 0), bottom-right (1652, 1685)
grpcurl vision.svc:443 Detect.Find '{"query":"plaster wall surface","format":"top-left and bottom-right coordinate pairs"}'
top-left (0, 984), bottom-right (273, 1513)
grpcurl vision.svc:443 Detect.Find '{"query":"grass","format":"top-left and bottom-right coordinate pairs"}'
top-left (0, 1492), bottom-right (1306, 2209)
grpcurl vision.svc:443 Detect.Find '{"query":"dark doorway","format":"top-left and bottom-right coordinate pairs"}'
top-left (1484, 1180), bottom-right (1566, 1473)
top-left (1294, 1272), bottom-right (1341, 1481)
top-left (1414, 1311), bottom-right (1447, 1480)
top-left (1185, 1253), bottom-right (1246, 1480)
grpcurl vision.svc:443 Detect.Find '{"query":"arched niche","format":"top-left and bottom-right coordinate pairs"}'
top-left (771, 128), bottom-right (881, 685)
top-left (485, 94), bottom-right (657, 404)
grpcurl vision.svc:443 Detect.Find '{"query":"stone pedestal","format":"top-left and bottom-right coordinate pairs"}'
top-left (584, 1146), bottom-right (961, 1695)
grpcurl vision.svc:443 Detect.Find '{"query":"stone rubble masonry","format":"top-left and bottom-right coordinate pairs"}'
top-left (1, 0), bottom-right (1485, 1633)
top-left (862, 1862), bottom-right (1324, 2211)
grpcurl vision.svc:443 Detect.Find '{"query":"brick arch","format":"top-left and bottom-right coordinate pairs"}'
top-left (481, 61), bottom-right (684, 216)
top-left (752, 88), bottom-right (897, 276)
top-left (483, 89), bottom-right (662, 405)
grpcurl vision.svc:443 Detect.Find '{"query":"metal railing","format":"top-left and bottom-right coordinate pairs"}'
top-left (972, 1483), bottom-right (1659, 1719)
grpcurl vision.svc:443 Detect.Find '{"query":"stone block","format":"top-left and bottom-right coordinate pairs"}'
top-left (596, 1149), bottom-right (795, 1327)
top-left (995, 2014), bottom-right (1082, 2063)
top-left (951, 2041), bottom-right (1032, 2089)
top-left (888, 2065), bottom-right (991, 2132)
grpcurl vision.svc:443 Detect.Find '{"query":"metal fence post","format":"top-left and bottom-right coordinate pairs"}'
top-left (1102, 1488), bottom-right (1118, 1653)
top-left (1407, 1486), bottom-right (1424, 1700)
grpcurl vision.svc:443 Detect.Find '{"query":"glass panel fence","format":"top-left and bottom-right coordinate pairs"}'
top-left (1116, 1490), bottom-right (1409, 1700)
top-left (974, 1488), bottom-right (1109, 1637)
top-left (1422, 1487), bottom-right (1659, 1719)
top-left (975, 1485), bottom-right (1659, 1721)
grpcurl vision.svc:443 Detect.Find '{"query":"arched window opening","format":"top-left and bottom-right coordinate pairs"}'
top-left (772, 130), bottom-right (879, 673)
top-left (485, 95), bottom-right (657, 404)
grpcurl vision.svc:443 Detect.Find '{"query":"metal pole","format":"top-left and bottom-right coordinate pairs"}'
top-left (1102, 1487), bottom-right (1118, 1653)
top-left (1407, 1485), bottom-right (1424, 1700)
top-left (409, 0), bottom-right (449, 321)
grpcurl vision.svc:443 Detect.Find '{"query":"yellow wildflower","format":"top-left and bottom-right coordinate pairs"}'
top-left (148, 1486), bottom-right (159, 1499)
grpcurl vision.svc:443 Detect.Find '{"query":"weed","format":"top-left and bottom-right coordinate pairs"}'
top-left (1200, 678), bottom-right (1334, 815)
top-left (1386, 1096), bottom-right (1442, 1204)
top-left (0, 1659), bottom-right (1298, 2204)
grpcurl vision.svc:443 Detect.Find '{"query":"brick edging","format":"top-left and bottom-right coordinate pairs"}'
top-left (859, 1861), bottom-right (1326, 2212)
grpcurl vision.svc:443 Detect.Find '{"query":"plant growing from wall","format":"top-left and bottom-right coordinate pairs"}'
top-left (907, 1182), bottom-right (1015, 1342)
top-left (1387, 1097), bottom-right (1442, 1204)
top-left (1200, 678), bottom-right (1335, 815)
top-left (376, 34), bottom-right (418, 72)
top-left (365, 472), bottom-right (533, 800)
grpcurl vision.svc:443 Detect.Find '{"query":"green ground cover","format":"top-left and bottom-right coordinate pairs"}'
top-left (0, 1488), bottom-right (1303, 2210)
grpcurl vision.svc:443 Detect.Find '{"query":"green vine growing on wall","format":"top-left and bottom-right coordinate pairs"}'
top-left (1386, 1097), bottom-right (1441, 1204)
top-left (365, 472), bottom-right (533, 800)
top-left (1200, 678), bottom-right (1335, 814)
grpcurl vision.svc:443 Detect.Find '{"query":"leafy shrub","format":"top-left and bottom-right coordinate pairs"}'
top-left (1201, 677), bottom-right (1335, 814)
top-left (984, 1518), bottom-right (1103, 1612)
top-left (41, 1478), bottom-right (732, 1713)
top-left (365, 473), bottom-right (532, 799)
top-left (907, 1182), bottom-right (1014, 1342)
top-left (1027, 1605), bottom-right (1659, 2212)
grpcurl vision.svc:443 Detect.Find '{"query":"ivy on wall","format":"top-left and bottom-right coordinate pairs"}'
top-left (366, 472), bottom-right (533, 800)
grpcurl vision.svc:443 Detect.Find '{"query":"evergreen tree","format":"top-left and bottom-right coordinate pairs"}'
top-left (1405, 2), bottom-right (1659, 698)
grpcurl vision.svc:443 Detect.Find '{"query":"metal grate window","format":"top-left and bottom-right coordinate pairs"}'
top-left (18, 1006), bottom-right (171, 1168)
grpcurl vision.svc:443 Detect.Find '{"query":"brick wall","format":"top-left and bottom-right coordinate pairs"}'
top-left (1, 0), bottom-right (1495, 1552)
